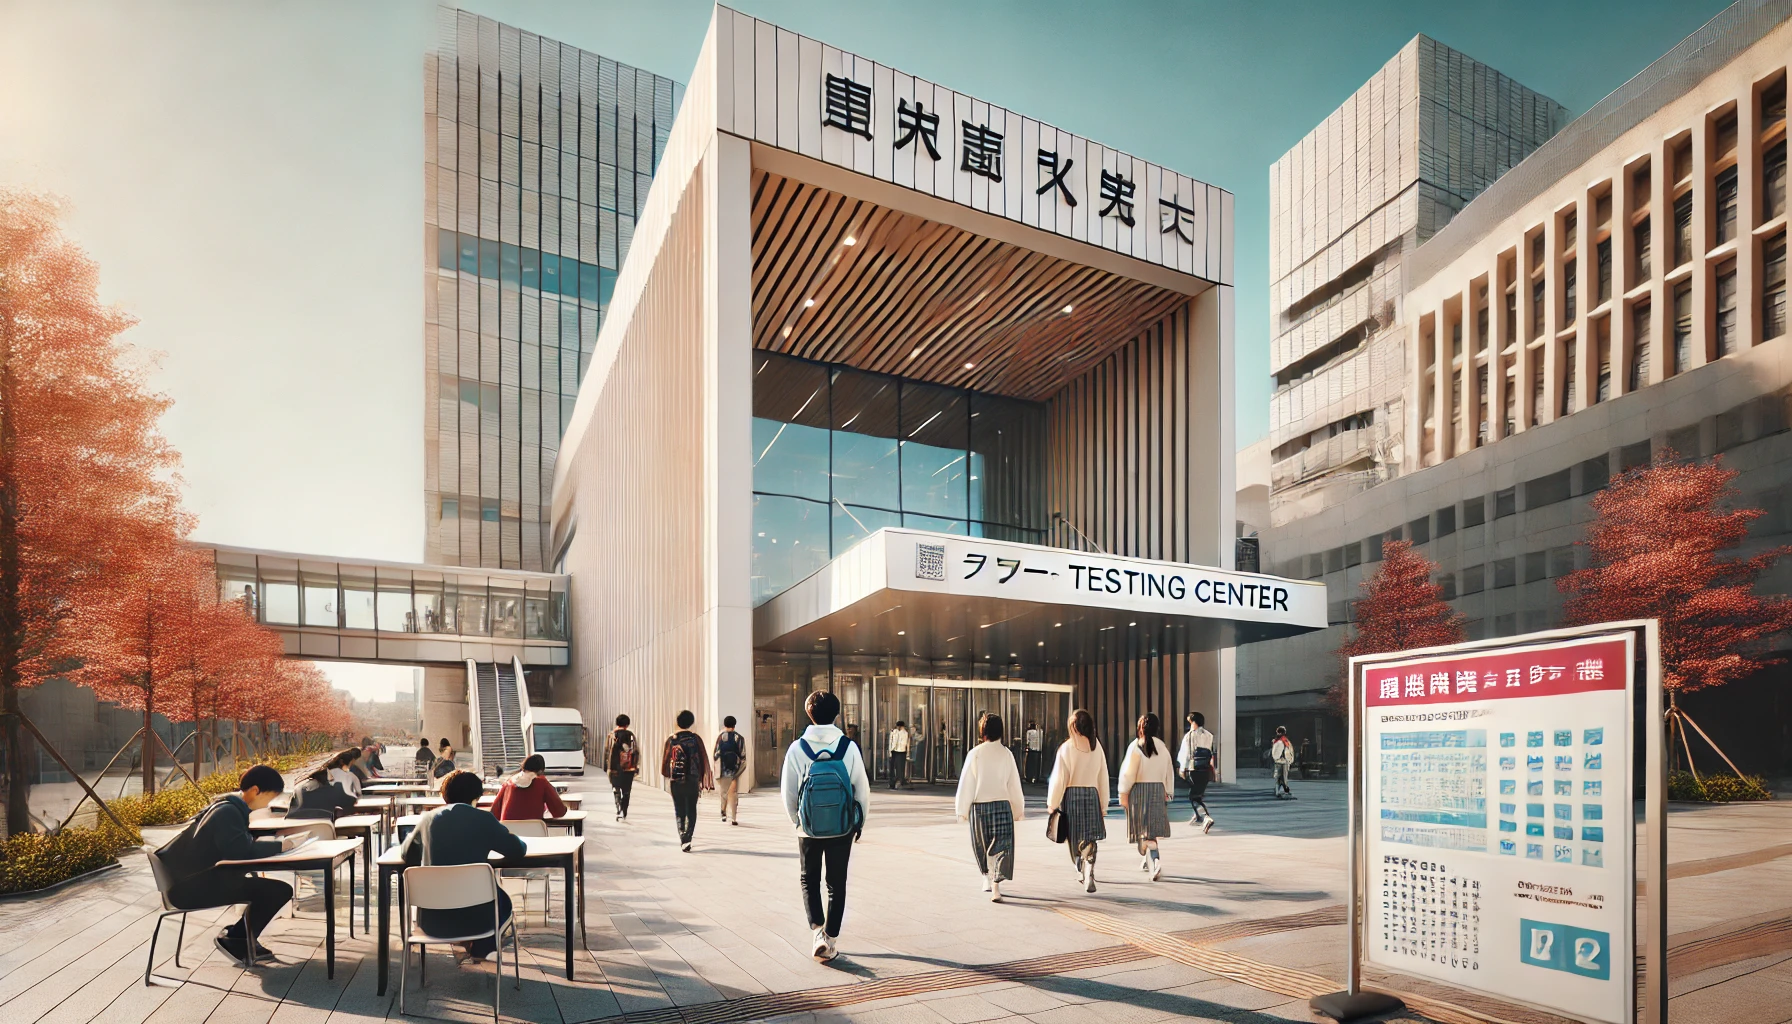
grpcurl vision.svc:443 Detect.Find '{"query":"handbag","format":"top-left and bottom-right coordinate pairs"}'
top-left (1046, 807), bottom-right (1068, 844)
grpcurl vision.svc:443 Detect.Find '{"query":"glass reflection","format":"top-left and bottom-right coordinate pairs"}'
top-left (302, 572), bottom-right (339, 628)
top-left (901, 382), bottom-right (969, 519)
top-left (491, 591), bottom-right (522, 638)
top-left (831, 503), bottom-right (901, 554)
top-left (753, 353), bottom-right (829, 500)
top-left (753, 495), bottom-right (830, 605)
top-left (829, 368), bottom-right (900, 510)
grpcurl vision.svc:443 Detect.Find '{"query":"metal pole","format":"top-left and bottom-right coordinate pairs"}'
top-left (1642, 621), bottom-right (1666, 1024)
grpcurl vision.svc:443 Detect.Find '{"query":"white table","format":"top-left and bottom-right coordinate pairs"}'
top-left (218, 837), bottom-right (362, 978)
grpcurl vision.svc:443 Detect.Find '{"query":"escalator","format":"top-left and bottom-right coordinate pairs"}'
top-left (467, 660), bottom-right (529, 775)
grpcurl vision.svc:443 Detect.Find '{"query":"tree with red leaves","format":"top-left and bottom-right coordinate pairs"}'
top-left (1559, 452), bottom-right (1792, 693)
top-left (0, 191), bottom-right (187, 834)
top-left (1331, 539), bottom-right (1466, 706)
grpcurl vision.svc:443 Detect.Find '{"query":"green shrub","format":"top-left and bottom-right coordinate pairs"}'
top-left (1668, 770), bottom-right (1773, 802)
top-left (0, 821), bottom-right (142, 895)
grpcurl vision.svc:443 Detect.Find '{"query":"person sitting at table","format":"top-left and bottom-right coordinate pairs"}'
top-left (432, 737), bottom-right (458, 779)
top-left (288, 767), bottom-right (358, 820)
top-left (361, 739), bottom-right (384, 778)
top-left (414, 738), bottom-right (435, 774)
top-left (155, 764), bottom-right (301, 965)
top-left (396, 770), bottom-right (527, 964)
top-left (489, 755), bottom-right (568, 821)
top-left (326, 748), bottom-right (364, 798)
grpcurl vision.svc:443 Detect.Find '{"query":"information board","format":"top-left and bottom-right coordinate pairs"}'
top-left (1360, 632), bottom-right (1634, 1024)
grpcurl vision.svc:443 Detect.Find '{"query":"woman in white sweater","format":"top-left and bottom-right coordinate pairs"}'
top-left (954, 713), bottom-right (1025, 901)
top-left (1118, 712), bottom-right (1176, 881)
top-left (1046, 708), bottom-right (1109, 893)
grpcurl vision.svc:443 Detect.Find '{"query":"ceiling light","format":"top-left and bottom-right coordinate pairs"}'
top-left (979, 623), bottom-right (992, 629)
top-left (1062, 304), bottom-right (1074, 314)
top-left (1009, 652), bottom-right (1017, 657)
top-left (1037, 641), bottom-right (1045, 646)
top-left (842, 236), bottom-right (856, 246)
top-left (909, 348), bottom-right (922, 359)
top-left (1129, 621), bottom-right (1137, 627)
top-left (1054, 622), bottom-right (1062, 627)
top-left (804, 298), bottom-right (815, 308)
top-left (964, 362), bottom-right (975, 370)
top-left (816, 636), bottom-right (828, 640)
top-left (781, 326), bottom-right (791, 338)
top-left (897, 630), bottom-right (906, 635)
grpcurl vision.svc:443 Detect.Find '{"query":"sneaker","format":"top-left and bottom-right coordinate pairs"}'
top-left (681, 842), bottom-right (693, 853)
top-left (1286, 793), bottom-right (1298, 800)
top-left (1150, 857), bottom-right (1163, 882)
top-left (1189, 813), bottom-right (1202, 825)
top-left (1203, 817), bottom-right (1215, 835)
top-left (981, 875), bottom-right (992, 892)
top-left (1084, 865), bottom-right (1097, 893)
top-left (811, 928), bottom-right (831, 960)
top-left (616, 813), bottom-right (623, 821)
top-left (1140, 855), bottom-right (1151, 871)
top-left (214, 935), bottom-right (253, 965)
top-left (989, 879), bottom-right (1002, 902)
top-left (731, 819), bottom-right (739, 826)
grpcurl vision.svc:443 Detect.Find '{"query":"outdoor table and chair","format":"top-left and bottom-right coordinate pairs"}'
top-left (249, 814), bottom-right (383, 928)
top-left (394, 809), bottom-right (587, 843)
top-left (216, 837), bottom-right (363, 978)
top-left (375, 834), bottom-right (586, 995)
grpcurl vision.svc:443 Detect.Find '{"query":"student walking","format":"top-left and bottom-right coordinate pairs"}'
top-left (1023, 721), bottom-right (1045, 783)
top-left (396, 770), bottom-right (527, 964)
top-left (661, 710), bottom-right (713, 852)
top-left (1271, 726), bottom-right (1297, 799)
top-left (887, 720), bottom-right (911, 789)
top-left (490, 754), bottom-right (569, 821)
top-left (780, 690), bottom-right (870, 961)
top-left (1176, 711), bottom-right (1218, 832)
top-left (154, 765), bottom-right (299, 964)
top-left (714, 716), bottom-right (746, 825)
top-left (1119, 713), bottom-right (1175, 881)
top-left (954, 713), bottom-right (1024, 901)
top-left (605, 715), bottom-right (639, 820)
top-left (1046, 708), bottom-right (1109, 893)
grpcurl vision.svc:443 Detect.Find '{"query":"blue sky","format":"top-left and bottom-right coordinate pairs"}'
top-left (0, 0), bottom-right (1734, 567)
top-left (459, 0), bottom-right (1733, 444)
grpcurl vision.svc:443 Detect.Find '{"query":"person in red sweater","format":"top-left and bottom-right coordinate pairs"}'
top-left (489, 755), bottom-right (568, 821)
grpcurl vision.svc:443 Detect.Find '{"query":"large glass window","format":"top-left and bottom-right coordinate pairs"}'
top-left (750, 353), bottom-right (1048, 604)
top-left (302, 571), bottom-right (339, 628)
top-left (829, 367), bottom-right (900, 510)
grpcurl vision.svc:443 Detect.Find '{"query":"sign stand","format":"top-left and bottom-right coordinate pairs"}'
top-left (1312, 621), bottom-right (1665, 1024)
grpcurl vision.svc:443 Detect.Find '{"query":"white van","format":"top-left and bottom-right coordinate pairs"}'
top-left (523, 705), bottom-right (587, 775)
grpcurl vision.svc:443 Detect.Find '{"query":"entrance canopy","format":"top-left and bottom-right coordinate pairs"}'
top-left (754, 528), bottom-right (1324, 668)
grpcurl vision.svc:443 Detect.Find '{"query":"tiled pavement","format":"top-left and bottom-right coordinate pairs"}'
top-left (0, 768), bottom-right (1787, 1023)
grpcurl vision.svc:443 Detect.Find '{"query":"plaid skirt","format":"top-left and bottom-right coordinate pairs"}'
top-left (1125, 782), bottom-right (1171, 843)
top-left (970, 801), bottom-right (1015, 881)
top-left (1060, 785), bottom-right (1108, 844)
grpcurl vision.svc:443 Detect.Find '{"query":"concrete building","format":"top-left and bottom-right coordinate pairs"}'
top-left (1267, 36), bottom-right (1565, 525)
top-left (423, 7), bottom-right (683, 572)
top-left (549, 7), bottom-right (1323, 787)
top-left (1243, 0), bottom-right (1792, 776)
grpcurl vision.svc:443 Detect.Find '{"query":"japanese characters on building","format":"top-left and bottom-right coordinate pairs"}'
top-left (1359, 633), bottom-right (1635, 1024)
top-left (711, 6), bottom-right (1230, 282)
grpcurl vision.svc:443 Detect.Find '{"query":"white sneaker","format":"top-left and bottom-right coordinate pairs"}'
top-left (681, 842), bottom-right (692, 853)
top-left (1084, 864), bottom-right (1097, 893)
top-left (1150, 857), bottom-right (1163, 881)
top-left (1189, 813), bottom-right (1202, 825)
top-left (1140, 855), bottom-right (1151, 871)
top-left (981, 875), bottom-right (992, 892)
top-left (1203, 817), bottom-right (1215, 835)
top-left (989, 879), bottom-right (1002, 902)
top-left (811, 928), bottom-right (831, 960)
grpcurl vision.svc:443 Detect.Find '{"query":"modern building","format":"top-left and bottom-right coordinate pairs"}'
top-left (548, 7), bottom-right (1324, 787)
top-left (1267, 36), bottom-right (1566, 525)
top-left (423, 7), bottom-right (683, 572)
top-left (1243, 0), bottom-right (1792, 777)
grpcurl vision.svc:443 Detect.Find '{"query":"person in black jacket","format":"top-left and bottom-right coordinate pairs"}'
top-left (396, 770), bottom-right (527, 963)
top-left (156, 764), bottom-right (299, 964)
top-left (287, 768), bottom-right (358, 820)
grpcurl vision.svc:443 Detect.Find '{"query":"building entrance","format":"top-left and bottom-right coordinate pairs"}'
top-left (750, 660), bottom-right (1070, 787)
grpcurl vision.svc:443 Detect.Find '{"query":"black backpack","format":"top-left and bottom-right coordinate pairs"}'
top-left (668, 734), bottom-right (699, 781)
top-left (715, 731), bottom-right (743, 774)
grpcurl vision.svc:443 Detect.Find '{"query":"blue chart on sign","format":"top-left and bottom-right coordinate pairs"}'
top-left (1379, 730), bottom-right (1488, 851)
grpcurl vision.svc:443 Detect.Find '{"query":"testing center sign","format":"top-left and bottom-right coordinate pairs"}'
top-left (1360, 631), bottom-right (1635, 1024)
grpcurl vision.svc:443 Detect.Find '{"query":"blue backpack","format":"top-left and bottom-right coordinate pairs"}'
top-left (797, 736), bottom-right (860, 838)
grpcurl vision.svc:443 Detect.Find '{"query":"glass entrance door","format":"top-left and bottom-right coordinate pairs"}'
top-left (897, 684), bottom-right (930, 784)
top-left (931, 687), bottom-right (967, 782)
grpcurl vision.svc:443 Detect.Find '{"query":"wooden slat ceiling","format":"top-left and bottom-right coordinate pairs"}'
top-left (749, 171), bottom-right (1196, 402)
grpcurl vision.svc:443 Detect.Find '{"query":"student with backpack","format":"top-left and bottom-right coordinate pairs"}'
top-left (661, 710), bottom-right (713, 852)
top-left (779, 690), bottom-right (869, 961)
top-left (605, 714), bottom-right (639, 821)
top-left (714, 716), bottom-right (746, 825)
top-left (1176, 711), bottom-right (1218, 832)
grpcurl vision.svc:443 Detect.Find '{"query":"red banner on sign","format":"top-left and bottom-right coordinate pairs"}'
top-left (1362, 636), bottom-right (1630, 708)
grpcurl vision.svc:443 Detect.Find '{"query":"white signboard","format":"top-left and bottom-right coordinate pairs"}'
top-left (896, 530), bottom-right (1325, 630)
top-left (1360, 632), bottom-right (1635, 1024)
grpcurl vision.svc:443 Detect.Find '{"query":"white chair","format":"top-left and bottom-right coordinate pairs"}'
top-left (499, 820), bottom-right (553, 925)
top-left (276, 820), bottom-right (337, 915)
top-left (400, 864), bottom-right (520, 1021)
top-left (144, 849), bottom-right (253, 985)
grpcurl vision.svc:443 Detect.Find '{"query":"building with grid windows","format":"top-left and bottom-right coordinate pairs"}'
top-left (1266, 37), bottom-right (1566, 526)
top-left (424, 7), bottom-right (683, 572)
top-left (1242, 0), bottom-right (1792, 776)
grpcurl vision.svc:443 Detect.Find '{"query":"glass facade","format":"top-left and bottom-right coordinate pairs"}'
top-left (212, 550), bottom-right (568, 641)
top-left (426, 10), bottom-right (684, 571)
top-left (751, 352), bottom-right (1048, 605)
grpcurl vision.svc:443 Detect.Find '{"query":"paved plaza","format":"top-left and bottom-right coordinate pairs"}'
top-left (0, 770), bottom-right (1788, 1024)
